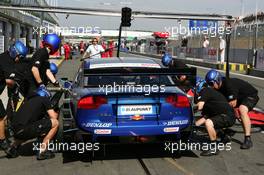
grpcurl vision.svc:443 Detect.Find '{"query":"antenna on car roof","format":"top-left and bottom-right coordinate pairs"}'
top-left (117, 7), bottom-right (132, 58)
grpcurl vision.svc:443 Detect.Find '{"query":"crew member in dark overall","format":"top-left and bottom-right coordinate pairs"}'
top-left (195, 78), bottom-right (236, 156)
top-left (0, 41), bottom-right (28, 158)
top-left (12, 89), bottom-right (59, 160)
top-left (161, 52), bottom-right (194, 91)
top-left (14, 60), bottom-right (59, 98)
top-left (28, 33), bottom-right (61, 96)
top-left (205, 69), bottom-right (259, 149)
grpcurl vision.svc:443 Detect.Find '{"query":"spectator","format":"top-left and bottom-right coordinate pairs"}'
top-left (83, 38), bottom-right (104, 59)
top-left (63, 42), bottom-right (71, 61)
top-left (79, 41), bottom-right (85, 55)
top-left (202, 36), bottom-right (210, 48)
top-left (60, 45), bottom-right (65, 57)
top-left (202, 36), bottom-right (210, 60)
top-left (181, 36), bottom-right (188, 47)
top-left (101, 40), bottom-right (108, 58)
top-left (108, 40), bottom-right (114, 57)
top-left (219, 36), bottom-right (226, 64)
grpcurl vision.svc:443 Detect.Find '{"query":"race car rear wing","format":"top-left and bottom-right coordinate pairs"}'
top-left (83, 67), bottom-right (196, 76)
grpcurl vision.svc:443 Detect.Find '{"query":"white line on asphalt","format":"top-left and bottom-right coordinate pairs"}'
top-left (164, 158), bottom-right (194, 175)
top-left (128, 53), bottom-right (264, 81)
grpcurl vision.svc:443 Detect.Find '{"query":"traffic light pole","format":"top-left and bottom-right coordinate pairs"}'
top-left (117, 7), bottom-right (131, 57)
top-left (225, 32), bottom-right (231, 78)
top-left (117, 24), bottom-right (122, 57)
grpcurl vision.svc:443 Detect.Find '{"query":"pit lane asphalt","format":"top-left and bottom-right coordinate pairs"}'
top-left (0, 53), bottom-right (263, 175)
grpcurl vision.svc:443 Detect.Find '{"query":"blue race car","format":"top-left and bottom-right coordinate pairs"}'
top-left (59, 57), bottom-right (195, 144)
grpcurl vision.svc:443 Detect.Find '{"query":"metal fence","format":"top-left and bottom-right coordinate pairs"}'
top-left (134, 45), bottom-right (256, 65)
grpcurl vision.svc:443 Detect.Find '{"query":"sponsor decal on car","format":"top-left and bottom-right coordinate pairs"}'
top-left (82, 122), bottom-right (113, 128)
top-left (119, 105), bottom-right (153, 115)
top-left (131, 114), bottom-right (144, 121)
top-left (162, 120), bottom-right (189, 126)
top-left (163, 127), bottom-right (179, 133)
top-left (94, 129), bottom-right (112, 134)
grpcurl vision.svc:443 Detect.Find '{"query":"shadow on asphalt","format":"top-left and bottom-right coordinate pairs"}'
top-left (62, 141), bottom-right (200, 164)
top-left (0, 141), bottom-right (36, 160)
top-left (17, 141), bottom-right (36, 156)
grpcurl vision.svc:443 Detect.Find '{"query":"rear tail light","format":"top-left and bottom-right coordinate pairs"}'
top-left (166, 95), bottom-right (190, 108)
top-left (78, 96), bottom-right (107, 109)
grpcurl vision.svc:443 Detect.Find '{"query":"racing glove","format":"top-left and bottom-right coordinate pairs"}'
top-left (37, 86), bottom-right (51, 97)
top-left (39, 83), bottom-right (46, 89)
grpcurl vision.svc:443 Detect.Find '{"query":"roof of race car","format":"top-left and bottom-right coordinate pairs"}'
top-left (84, 57), bottom-right (162, 69)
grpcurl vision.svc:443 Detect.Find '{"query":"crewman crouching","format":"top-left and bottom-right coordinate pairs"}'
top-left (195, 78), bottom-right (236, 156)
top-left (12, 89), bottom-right (59, 160)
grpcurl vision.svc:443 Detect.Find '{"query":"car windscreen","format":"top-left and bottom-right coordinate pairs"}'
top-left (83, 67), bottom-right (175, 86)
top-left (85, 74), bottom-right (173, 86)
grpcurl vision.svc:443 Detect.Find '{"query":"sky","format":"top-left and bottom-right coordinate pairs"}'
top-left (56, 0), bottom-right (264, 31)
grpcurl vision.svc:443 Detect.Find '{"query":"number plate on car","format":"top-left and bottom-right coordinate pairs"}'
top-left (118, 105), bottom-right (153, 115)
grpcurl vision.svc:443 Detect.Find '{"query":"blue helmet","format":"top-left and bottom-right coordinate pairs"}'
top-left (50, 63), bottom-right (58, 75)
top-left (9, 40), bottom-right (28, 59)
top-left (205, 69), bottom-right (222, 86)
top-left (42, 33), bottom-right (61, 54)
top-left (161, 52), bottom-right (172, 67)
top-left (196, 77), bottom-right (207, 94)
top-left (36, 88), bottom-right (51, 98)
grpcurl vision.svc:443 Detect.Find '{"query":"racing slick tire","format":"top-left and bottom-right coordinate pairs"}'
top-left (180, 131), bottom-right (192, 143)
top-left (58, 113), bottom-right (93, 162)
top-left (171, 131), bottom-right (192, 159)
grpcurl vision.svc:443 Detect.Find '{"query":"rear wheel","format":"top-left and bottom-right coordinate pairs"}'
top-left (180, 131), bottom-right (192, 143)
top-left (171, 131), bottom-right (192, 158)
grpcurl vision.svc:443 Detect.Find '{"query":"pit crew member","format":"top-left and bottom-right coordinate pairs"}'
top-left (29, 33), bottom-right (61, 96)
top-left (161, 52), bottom-right (193, 91)
top-left (0, 41), bottom-right (27, 158)
top-left (195, 78), bottom-right (236, 156)
top-left (12, 89), bottom-right (59, 160)
top-left (205, 69), bottom-right (259, 149)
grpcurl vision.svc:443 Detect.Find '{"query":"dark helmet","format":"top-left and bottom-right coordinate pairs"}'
top-left (50, 63), bottom-right (58, 75)
top-left (9, 40), bottom-right (28, 59)
top-left (42, 33), bottom-right (61, 54)
top-left (205, 69), bottom-right (223, 86)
